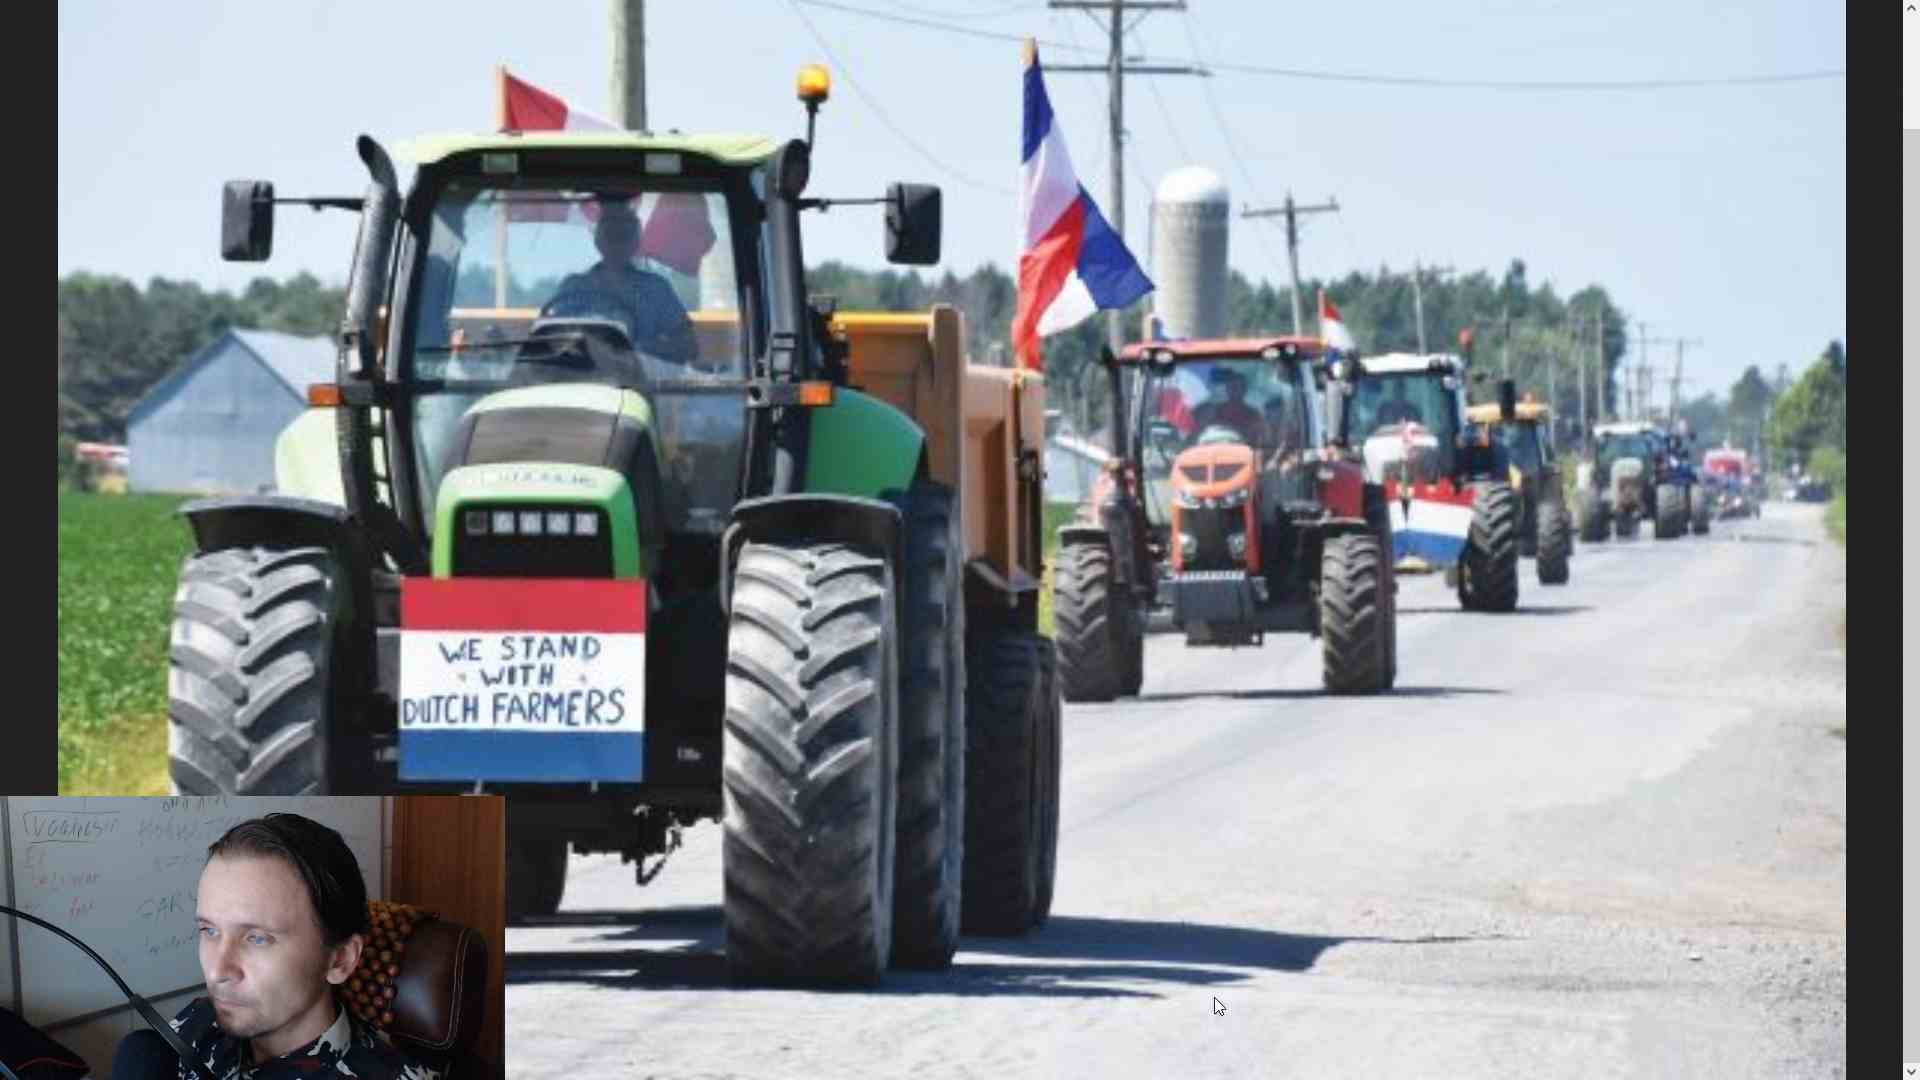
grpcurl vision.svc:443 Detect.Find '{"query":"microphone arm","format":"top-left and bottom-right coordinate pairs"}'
top-left (0, 904), bottom-right (219, 1080)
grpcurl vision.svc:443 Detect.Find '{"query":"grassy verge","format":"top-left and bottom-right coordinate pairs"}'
top-left (1823, 490), bottom-right (1844, 547)
top-left (1036, 501), bottom-right (1082, 638)
top-left (58, 492), bottom-right (197, 794)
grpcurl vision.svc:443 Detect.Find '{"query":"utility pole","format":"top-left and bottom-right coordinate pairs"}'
top-left (611, 0), bottom-right (647, 130)
top-left (1243, 194), bottom-right (1341, 335)
top-left (1571, 312), bottom-right (1586, 445)
top-left (1413, 261), bottom-right (1426, 353)
top-left (1411, 262), bottom-right (1454, 354)
top-left (1048, 1), bottom-right (1205, 352)
top-left (1665, 337), bottom-right (1702, 427)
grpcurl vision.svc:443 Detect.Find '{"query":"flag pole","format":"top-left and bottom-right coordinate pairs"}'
top-left (493, 65), bottom-right (509, 310)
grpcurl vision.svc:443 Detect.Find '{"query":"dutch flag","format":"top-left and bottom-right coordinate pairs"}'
top-left (1012, 40), bottom-right (1153, 371)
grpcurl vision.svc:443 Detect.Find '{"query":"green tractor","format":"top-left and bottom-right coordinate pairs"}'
top-left (164, 68), bottom-right (1060, 984)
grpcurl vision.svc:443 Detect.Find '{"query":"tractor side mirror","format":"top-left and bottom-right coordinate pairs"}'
top-left (773, 139), bottom-right (812, 201)
top-left (884, 182), bottom-right (941, 265)
top-left (1498, 378), bottom-right (1517, 421)
top-left (222, 180), bottom-right (275, 261)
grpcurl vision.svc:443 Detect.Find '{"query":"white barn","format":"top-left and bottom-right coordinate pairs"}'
top-left (126, 329), bottom-right (334, 494)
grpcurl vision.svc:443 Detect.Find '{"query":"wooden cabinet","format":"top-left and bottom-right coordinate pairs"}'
top-left (389, 795), bottom-right (505, 1078)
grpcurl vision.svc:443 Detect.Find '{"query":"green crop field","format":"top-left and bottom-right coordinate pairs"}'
top-left (1036, 500), bottom-right (1081, 638)
top-left (58, 492), bottom-right (197, 794)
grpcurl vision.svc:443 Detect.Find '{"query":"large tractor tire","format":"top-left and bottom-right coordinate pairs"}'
top-left (1615, 506), bottom-right (1639, 540)
top-left (506, 830), bottom-right (568, 922)
top-left (1030, 643), bottom-right (1062, 927)
top-left (1458, 482), bottom-right (1520, 613)
top-left (1052, 541), bottom-right (1123, 703)
top-left (1321, 532), bottom-right (1391, 693)
top-left (166, 545), bottom-right (344, 795)
top-left (1654, 483), bottom-right (1686, 539)
top-left (1536, 500), bottom-right (1572, 586)
top-left (1689, 486), bottom-right (1712, 535)
top-left (722, 541), bottom-right (899, 985)
top-left (1577, 490), bottom-right (1608, 543)
top-left (961, 629), bottom-right (1052, 935)
top-left (889, 484), bottom-right (966, 970)
top-left (1116, 597), bottom-right (1145, 698)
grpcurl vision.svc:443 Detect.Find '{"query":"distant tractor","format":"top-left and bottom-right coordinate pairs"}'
top-left (1702, 446), bottom-right (1760, 519)
top-left (1650, 426), bottom-right (1709, 538)
top-left (1348, 352), bottom-right (1523, 613)
top-left (1053, 337), bottom-right (1397, 700)
top-left (1579, 422), bottom-right (1658, 541)
top-left (1465, 397), bottom-right (1572, 586)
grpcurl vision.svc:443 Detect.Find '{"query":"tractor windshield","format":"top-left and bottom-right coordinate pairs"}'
top-left (1345, 371), bottom-right (1460, 446)
top-left (1594, 433), bottom-right (1652, 474)
top-left (1496, 421), bottom-right (1546, 473)
top-left (402, 176), bottom-right (763, 536)
top-left (1134, 357), bottom-right (1310, 527)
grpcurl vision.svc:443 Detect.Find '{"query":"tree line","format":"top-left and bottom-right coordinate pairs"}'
top-left (56, 264), bottom-right (1836, 476)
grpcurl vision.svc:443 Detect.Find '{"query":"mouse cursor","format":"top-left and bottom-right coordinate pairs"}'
top-left (1212, 997), bottom-right (1226, 1017)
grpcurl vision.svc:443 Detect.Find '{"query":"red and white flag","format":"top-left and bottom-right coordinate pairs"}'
top-left (501, 70), bottom-right (618, 132)
top-left (493, 68), bottom-right (715, 273)
top-left (1319, 289), bottom-right (1355, 352)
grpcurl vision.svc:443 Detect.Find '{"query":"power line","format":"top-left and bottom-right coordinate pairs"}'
top-left (1175, 10), bottom-right (1289, 293)
top-left (1195, 59), bottom-right (1843, 90)
top-left (891, 0), bottom-right (1042, 17)
top-left (785, 0), bottom-right (1013, 194)
top-left (793, 0), bottom-right (1101, 52)
top-left (793, 0), bottom-right (1842, 90)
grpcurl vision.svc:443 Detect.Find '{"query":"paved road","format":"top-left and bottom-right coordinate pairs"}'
top-left (505, 501), bottom-right (1846, 1079)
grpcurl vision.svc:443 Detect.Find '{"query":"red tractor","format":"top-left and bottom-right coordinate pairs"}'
top-left (1052, 337), bottom-right (1396, 701)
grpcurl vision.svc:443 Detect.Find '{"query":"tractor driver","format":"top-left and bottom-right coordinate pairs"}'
top-left (1374, 380), bottom-right (1422, 427)
top-left (1191, 367), bottom-right (1267, 446)
top-left (550, 199), bottom-right (699, 369)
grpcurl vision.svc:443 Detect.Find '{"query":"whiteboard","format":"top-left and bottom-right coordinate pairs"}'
top-left (5, 796), bottom-right (383, 1028)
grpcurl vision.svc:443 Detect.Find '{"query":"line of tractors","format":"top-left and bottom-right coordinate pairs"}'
top-left (149, 63), bottom-right (1761, 989)
top-left (1048, 337), bottom-right (1759, 704)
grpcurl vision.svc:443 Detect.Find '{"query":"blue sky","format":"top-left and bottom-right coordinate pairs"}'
top-left (57, 0), bottom-right (1844, 396)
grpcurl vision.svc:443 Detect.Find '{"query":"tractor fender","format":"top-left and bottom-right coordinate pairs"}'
top-left (179, 494), bottom-right (426, 577)
top-left (719, 493), bottom-right (906, 621)
top-left (1054, 523), bottom-right (1111, 552)
top-left (176, 495), bottom-right (410, 710)
top-left (1315, 459), bottom-right (1369, 519)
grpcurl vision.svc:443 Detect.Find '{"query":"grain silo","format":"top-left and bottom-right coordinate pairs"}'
top-left (1150, 166), bottom-right (1230, 339)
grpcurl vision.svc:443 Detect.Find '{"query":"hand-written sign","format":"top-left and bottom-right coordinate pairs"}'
top-left (399, 631), bottom-right (644, 731)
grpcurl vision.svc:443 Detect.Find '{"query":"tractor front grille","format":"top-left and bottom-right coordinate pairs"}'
top-left (452, 504), bottom-right (614, 578)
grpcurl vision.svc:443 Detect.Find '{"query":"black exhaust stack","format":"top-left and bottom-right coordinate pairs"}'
top-left (335, 137), bottom-right (412, 562)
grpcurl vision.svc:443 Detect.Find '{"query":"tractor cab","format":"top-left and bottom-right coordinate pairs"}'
top-left (397, 149), bottom-right (767, 585)
top-left (1121, 339), bottom-right (1323, 582)
top-left (1345, 353), bottom-right (1474, 489)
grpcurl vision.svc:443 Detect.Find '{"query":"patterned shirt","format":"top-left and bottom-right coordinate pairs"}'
top-left (169, 996), bottom-right (440, 1080)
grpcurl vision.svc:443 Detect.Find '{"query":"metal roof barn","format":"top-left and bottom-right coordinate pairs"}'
top-left (125, 329), bottom-right (334, 495)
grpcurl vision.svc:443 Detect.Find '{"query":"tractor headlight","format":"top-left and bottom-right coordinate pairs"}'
top-left (1226, 529), bottom-right (1248, 562)
top-left (464, 510), bottom-right (490, 535)
top-left (519, 510), bottom-right (544, 536)
top-left (492, 510), bottom-right (516, 535)
top-left (1178, 533), bottom-right (1198, 561)
top-left (575, 511), bottom-right (599, 536)
top-left (546, 510), bottom-right (573, 536)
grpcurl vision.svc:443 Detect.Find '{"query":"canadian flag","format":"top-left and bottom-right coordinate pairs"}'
top-left (494, 68), bottom-right (715, 275)
top-left (1319, 289), bottom-right (1356, 352)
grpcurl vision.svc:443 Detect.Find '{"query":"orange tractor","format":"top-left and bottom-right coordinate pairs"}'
top-left (1053, 337), bottom-right (1397, 700)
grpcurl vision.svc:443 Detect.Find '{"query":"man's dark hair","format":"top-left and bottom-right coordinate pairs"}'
top-left (206, 814), bottom-right (369, 946)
